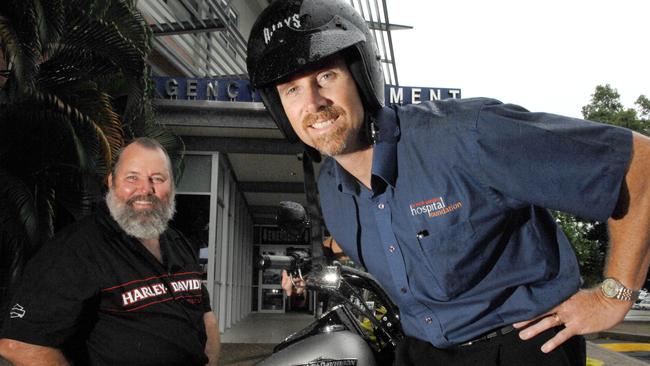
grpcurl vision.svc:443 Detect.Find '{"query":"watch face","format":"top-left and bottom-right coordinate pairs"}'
top-left (602, 278), bottom-right (619, 298)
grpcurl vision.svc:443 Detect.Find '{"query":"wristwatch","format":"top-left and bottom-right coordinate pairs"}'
top-left (600, 277), bottom-right (640, 301)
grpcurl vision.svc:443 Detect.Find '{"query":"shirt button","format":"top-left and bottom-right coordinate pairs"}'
top-left (388, 245), bottom-right (396, 253)
top-left (400, 287), bottom-right (407, 294)
top-left (425, 316), bottom-right (433, 324)
top-left (378, 203), bottom-right (385, 209)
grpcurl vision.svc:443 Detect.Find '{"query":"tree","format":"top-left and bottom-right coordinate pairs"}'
top-left (555, 212), bottom-right (604, 287)
top-left (636, 95), bottom-right (650, 133)
top-left (582, 84), bottom-right (649, 135)
top-left (557, 84), bottom-right (648, 288)
top-left (0, 0), bottom-right (183, 318)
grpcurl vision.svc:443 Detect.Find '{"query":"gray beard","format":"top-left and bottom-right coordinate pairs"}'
top-left (105, 189), bottom-right (176, 240)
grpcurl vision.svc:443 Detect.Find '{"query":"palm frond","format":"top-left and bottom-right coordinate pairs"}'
top-left (0, 13), bottom-right (40, 92)
top-left (34, 179), bottom-right (55, 247)
top-left (101, 0), bottom-right (151, 53)
top-left (27, 87), bottom-right (114, 167)
top-left (33, 0), bottom-right (65, 57)
top-left (0, 169), bottom-right (39, 252)
top-left (63, 8), bottom-right (147, 79)
top-left (37, 52), bottom-right (122, 90)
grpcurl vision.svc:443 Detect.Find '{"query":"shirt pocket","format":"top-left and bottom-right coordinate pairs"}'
top-left (416, 220), bottom-right (480, 301)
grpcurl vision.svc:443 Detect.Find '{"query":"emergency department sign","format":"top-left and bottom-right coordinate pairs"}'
top-left (153, 76), bottom-right (461, 105)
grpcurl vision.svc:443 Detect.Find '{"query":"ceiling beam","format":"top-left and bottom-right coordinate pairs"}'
top-left (151, 20), bottom-right (226, 36)
top-left (252, 217), bottom-right (279, 225)
top-left (154, 99), bottom-right (275, 129)
top-left (249, 205), bottom-right (279, 215)
top-left (183, 136), bottom-right (302, 155)
top-left (239, 182), bottom-right (304, 193)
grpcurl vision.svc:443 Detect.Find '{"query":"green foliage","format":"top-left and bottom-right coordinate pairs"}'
top-left (636, 95), bottom-right (650, 121)
top-left (554, 212), bottom-right (604, 287)
top-left (582, 84), bottom-right (649, 136)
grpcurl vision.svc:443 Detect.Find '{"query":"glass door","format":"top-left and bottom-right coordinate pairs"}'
top-left (258, 246), bottom-right (285, 313)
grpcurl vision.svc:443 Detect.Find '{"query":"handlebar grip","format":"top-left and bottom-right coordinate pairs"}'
top-left (257, 255), bottom-right (295, 270)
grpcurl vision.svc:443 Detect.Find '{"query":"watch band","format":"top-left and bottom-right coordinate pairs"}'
top-left (617, 286), bottom-right (640, 301)
top-left (601, 277), bottom-right (640, 301)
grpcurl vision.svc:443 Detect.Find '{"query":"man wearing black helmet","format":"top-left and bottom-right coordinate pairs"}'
top-left (247, 1), bottom-right (650, 365)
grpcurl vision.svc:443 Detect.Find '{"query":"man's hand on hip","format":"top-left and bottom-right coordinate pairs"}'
top-left (513, 288), bottom-right (632, 353)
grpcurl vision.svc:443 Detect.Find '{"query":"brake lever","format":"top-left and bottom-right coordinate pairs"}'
top-left (289, 268), bottom-right (306, 289)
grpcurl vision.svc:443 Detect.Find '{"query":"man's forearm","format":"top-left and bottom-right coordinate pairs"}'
top-left (203, 311), bottom-right (220, 366)
top-left (606, 132), bottom-right (650, 290)
top-left (0, 339), bottom-right (69, 366)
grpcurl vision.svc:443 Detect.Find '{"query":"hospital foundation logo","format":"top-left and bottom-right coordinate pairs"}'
top-left (409, 197), bottom-right (462, 218)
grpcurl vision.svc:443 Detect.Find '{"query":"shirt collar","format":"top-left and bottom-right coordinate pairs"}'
top-left (334, 106), bottom-right (400, 195)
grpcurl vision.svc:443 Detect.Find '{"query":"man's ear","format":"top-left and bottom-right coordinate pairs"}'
top-left (107, 173), bottom-right (113, 189)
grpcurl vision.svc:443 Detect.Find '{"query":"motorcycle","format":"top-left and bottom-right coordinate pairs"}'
top-left (256, 203), bottom-right (404, 366)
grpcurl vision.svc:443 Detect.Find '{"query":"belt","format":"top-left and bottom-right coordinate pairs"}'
top-left (458, 325), bottom-right (515, 347)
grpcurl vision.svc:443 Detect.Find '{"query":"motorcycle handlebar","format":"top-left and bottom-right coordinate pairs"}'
top-left (257, 251), bottom-right (311, 273)
top-left (257, 255), bottom-right (295, 270)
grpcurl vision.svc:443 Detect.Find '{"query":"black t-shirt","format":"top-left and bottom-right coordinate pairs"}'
top-left (1, 204), bottom-right (211, 365)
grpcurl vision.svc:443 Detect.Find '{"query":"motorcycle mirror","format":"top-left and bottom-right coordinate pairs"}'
top-left (276, 201), bottom-right (310, 239)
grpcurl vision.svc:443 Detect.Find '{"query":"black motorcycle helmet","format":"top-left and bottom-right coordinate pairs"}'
top-left (246, 0), bottom-right (384, 144)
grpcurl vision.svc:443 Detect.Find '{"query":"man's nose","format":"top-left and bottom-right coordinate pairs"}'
top-left (305, 85), bottom-right (329, 114)
top-left (136, 178), bottom-right (155, 194)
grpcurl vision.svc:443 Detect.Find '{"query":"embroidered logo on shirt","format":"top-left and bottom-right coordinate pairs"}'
top-left (10, 303), bottom-right (26, 319)
top-left (409, 197), bottom-right (463, 218)
top-left (100, 272), bottom-right (204, 312)
top-left (120, 279), bottom-right (202, 306)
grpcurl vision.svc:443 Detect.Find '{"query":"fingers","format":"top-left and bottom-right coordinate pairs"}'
top-left (517, 311), bottom-right (576, 353)
top-left (293, 278), bottom-right (306, 295)
top-left (513, 310), bottom-right (554, 329)
top-left (281, 270), bottom-right (294, 296)
top-left (516, 289), bottom-right (628, 354)
top-left (513, 317), bottom-right (540, 329)
top-left (518, 312), bottom-right (562, 341)
top-left (540, 326), bottom-right (573, 353)
top-left (281, 270), bottom-right (305, 296)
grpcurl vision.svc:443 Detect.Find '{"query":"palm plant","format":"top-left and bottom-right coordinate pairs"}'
top-left (0, 0), bottom-right (183, 316)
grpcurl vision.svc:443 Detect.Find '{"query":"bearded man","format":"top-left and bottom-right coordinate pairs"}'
top-left (0, 138), bottom-right (220, 366)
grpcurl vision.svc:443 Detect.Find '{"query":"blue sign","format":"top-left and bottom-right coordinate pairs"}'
top-left (153, 77), bottom-right (461, 105)
top-left (153, 77), bottom-right (263, 103)
top-left (384, 85), bottom-right (461, 104)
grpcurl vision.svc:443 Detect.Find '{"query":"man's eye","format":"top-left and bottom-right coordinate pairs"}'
top-left (285, 86), bottom-right (298, 96)
top-left (152, 176), bottom-right (165, 183)
top-left (126, 176), bottom-right (137, 181)
top-left (319, 71), bottom-right (334, 84)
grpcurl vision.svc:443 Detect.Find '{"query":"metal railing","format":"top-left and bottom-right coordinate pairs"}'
top-left (139, 0), bottom-right (408, 85)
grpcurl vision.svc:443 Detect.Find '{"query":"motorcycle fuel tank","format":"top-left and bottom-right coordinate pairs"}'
top-left (257, 330), bottom-right (376, 366)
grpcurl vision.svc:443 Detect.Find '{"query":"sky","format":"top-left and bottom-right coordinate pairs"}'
top-left (386, 0), bottom-right (649, 118)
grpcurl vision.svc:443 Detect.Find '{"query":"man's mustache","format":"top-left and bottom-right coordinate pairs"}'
top-left (302, 106), bottom-right (345, 129)
top-left (126, 194), bottom-right (163, 208)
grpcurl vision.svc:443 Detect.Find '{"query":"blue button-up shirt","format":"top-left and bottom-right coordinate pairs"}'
top-left (317, 98), bottom-right (632, 347)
